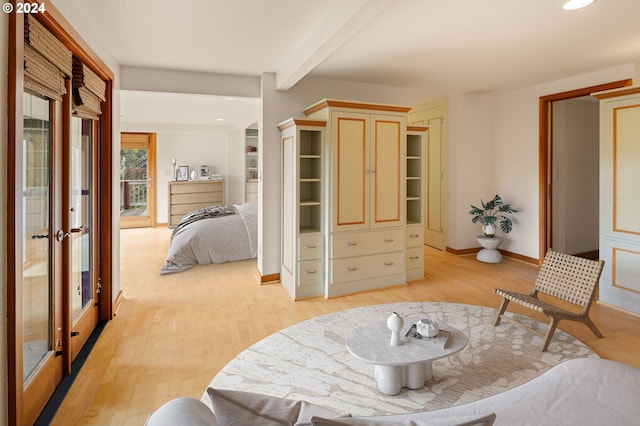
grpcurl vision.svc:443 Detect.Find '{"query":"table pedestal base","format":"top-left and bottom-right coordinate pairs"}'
top-left (476, 236), bottom-right (503, 263)
top-left (374, 361), bottom-right (434, 395)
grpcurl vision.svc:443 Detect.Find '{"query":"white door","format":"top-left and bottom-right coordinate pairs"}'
top-left (597, 89), bottom-right (640, 315)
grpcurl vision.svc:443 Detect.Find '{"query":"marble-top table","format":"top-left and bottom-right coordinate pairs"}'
top-left (346, 318), bottom-right (468, 395)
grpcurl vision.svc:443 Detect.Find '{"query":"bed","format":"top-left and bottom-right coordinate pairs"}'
top-left (160, 201), bottom-right (258, 274)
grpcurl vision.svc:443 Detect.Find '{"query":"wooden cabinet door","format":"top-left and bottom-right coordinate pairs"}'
top-left (371, 115), bottom-right (405, 229)
top-left (332, 112), bottom-right (369, 231)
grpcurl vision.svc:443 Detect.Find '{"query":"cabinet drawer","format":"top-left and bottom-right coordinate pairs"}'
top-left (298, 260), bottom-right (323, 287)
top-left (331, 251), bottom-right (404, 283)
top-left (406, 247), bottom-right (423, 269)
top-left (406, 226), bottom-right (424, 248)
top-left (298, 235), bottom-right (323, 260)
top-left (331, 229), bottom-right (404, 258)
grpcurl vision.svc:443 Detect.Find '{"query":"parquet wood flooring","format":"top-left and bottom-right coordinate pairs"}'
top-left (51, 226), bottom-right (640, 425)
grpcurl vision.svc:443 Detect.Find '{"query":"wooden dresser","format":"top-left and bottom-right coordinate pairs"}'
top-left (168, 180), bottom-right (224, 228)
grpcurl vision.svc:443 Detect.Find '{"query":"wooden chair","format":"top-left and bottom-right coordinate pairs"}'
top-left (493, 250), bottom-right (604, 352)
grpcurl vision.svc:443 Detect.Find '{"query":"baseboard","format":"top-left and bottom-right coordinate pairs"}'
top-left (255, 269), bottom-right (280, 285)
top-left (113, 289), bottom-right (124, 316)
top-left (446, 246), bottom-right (538, 265)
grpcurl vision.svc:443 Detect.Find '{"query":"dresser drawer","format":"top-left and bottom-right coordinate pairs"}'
top-left (406, 247), bottom-right (423, 269)
top-left (331, 251), bottom-right (404, 283)
top-left (298, 235), bottom-right (323, 261)
top-left (406, 226), bottom-right (424, 248)
top-left (331, 229), bottom-right (404, 258)
top-left (298, 260), bottom-right (324, 287)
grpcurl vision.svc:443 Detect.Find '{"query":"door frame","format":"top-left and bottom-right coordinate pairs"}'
top-left (538, 79), bottom-right (632, 264)
top-left (7, 7), bottom-right (114, 425)
top-left (120, 132), bottom-right (157, 228)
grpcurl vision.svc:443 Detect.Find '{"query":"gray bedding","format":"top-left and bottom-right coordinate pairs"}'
top-left (160, 201), bottom-right (258, 274)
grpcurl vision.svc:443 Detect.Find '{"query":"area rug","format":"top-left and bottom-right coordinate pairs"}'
top-left (205, 302), bottom-right (597, 416)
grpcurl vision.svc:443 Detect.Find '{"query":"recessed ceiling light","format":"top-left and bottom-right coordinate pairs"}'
top-left (225, 97), bottom-right (236, 101)
top-left (216, 118), bottom-right (225, 122)
top-left (562, 0), bottom-right (595, 10)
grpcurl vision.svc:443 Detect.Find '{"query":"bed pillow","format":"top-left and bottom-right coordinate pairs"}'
top-left (207, 387), bottom-right (342, 426)
top-left (309, 412), bottom-right (497, 426)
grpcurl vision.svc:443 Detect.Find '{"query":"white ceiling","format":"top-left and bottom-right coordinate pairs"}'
top-left (58, 0), bottom-right (640, 126)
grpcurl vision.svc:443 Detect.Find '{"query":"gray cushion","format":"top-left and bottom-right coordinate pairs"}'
top-left (309, 412), bottom-right (496, 426)
top-left (207, 387), bottom-right (342, 426)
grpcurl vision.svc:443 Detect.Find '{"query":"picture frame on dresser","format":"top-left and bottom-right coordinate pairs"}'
top-left (176, 166), bottom-right (189, 181)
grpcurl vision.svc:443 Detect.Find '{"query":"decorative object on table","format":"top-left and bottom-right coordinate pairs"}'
top-left (176, 165), bottom-right (189, 181)
top-left (386, 312), bottom-right (404, 346)
top-left (200, 165), bottom-right (210, 180)
top-left (172, 158), bottom-right (178, 181)
top-left (416, 317), bottom-right (439, 337)
top-left (468, 194), bottom-right (518, 237)
top-left (405, 324), bottom-right (451, 348)
top-left (190, 170), bottom-right (198, 181)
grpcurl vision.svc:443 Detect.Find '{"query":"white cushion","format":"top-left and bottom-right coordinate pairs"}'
top-left (145, 397), bottom-right (217, 426)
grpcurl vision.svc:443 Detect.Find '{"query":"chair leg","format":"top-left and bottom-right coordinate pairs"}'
top-left (583, 317), bottom-right (604, 338)
top-left (541, 317), bottom-right (560, 352)
top-left (494, 298), bottom-right (510, 326)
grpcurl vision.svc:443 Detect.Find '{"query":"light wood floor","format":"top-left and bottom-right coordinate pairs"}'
top-left (52, 226), bottom-right (640, 425)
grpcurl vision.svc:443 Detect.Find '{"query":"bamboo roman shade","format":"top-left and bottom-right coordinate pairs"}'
top-left (72, 56), bottom-right (107, 120)
top-left (23, 15), bottom-right (72, 101)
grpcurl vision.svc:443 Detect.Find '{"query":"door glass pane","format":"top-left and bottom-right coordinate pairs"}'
top-left (22, 90), bottom-right (52, 381)
top-left (120, 149), bottom-right (148, 217)
top-left (70, 118), bottom-right (92, 320)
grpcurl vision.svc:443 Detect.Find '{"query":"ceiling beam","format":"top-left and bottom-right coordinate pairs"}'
top-left (275, 0), bottom-right (394, 91)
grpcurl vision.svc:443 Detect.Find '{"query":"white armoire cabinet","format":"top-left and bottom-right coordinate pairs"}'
top-left (280, 100), bottom-right (426, 299)
top-left (278, 118), bottom-right (327, 300)
top-left (305, 99), bottom-right (411, 298)
top-left (594, 86), bottom-right (640, 315)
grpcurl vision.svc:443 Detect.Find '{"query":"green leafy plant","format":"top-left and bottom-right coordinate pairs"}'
top-left (468, 194), bottom-right (518, 234)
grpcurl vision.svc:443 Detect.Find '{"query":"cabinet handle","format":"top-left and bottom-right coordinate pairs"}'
top-left (305, 244), bottom-right (317, 249)
top-left (347, 266), bottom-right (358, 272)
top-left (384, 238), bottom-right (394, 243)
top-left (410, 234), bottom-right (420, 238)
top-left (305, 270), bottom-right (317, 274)
top-left (346, 242), bottom-right (358, 246)
top-left (410, 256), bottom-right (420, 260)
top-left (384, 262), bottom-right (394, 266)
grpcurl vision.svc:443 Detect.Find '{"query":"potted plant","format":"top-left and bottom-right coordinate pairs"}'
top-left (469, 194), bottom-right (518, 237)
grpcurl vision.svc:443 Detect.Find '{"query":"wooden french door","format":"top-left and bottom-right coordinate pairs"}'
top-left (67, 117), bottom-right (100, 361)
top-left (8, 7), bottom-right (114, 424)
top-left (20, 89), bottom-right (66, 426)
top-left (120, 132), bottom-right (157, 229)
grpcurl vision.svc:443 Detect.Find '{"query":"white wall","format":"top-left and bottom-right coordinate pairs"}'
top-left (489, 64), bottom-right (637, 260)
top-left (447, 93), bottom-right (494, 251)
top-left (120, 123), bottom-right (246, 223)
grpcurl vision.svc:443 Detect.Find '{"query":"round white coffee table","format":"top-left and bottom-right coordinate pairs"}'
top-left (346, 317), bottom-right (468, 395)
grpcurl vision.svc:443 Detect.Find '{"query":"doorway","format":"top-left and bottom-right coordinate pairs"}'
top-left (539, 79), bottom-right (632, 263)
top-left (120, 132), bottom-right (157, 228)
